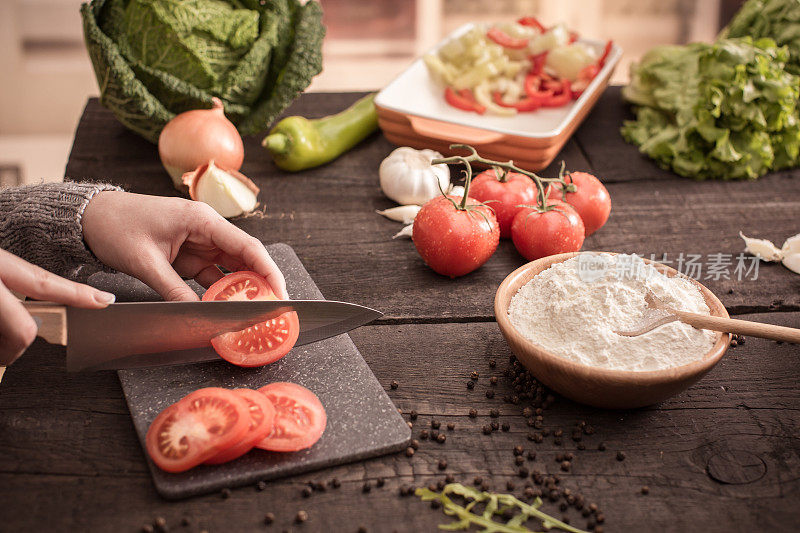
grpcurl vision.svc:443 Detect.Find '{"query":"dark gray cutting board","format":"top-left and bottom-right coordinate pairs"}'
top-left (88, 243), bottom-right (410, 500)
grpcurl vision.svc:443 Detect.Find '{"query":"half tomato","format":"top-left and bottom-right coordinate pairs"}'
top-left (202, 271), bottom-right (300, 367)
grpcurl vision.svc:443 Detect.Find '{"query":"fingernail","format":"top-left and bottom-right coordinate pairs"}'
top-left (95, 291), bottom-right (116, 305)
top-left (33, 317), bottom-right (42, 330)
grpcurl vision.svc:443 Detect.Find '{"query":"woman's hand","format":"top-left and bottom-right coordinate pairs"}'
top-left (0, 249), bottom-right (115, 365)
top-left (81, 191), bottom-right (287, 301)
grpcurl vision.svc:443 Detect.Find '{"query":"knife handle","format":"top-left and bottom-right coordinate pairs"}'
top-left (22, 302), bottom-right (67, 346)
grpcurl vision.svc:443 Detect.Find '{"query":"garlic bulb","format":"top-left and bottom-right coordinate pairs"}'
top-left (376, 205), bottom-right (421, 225)
top-left (379, 147), bottom-right (450, 205)
top-left (781, 234), bottom-right (800, 274)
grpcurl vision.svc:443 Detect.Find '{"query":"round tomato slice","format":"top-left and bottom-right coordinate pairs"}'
top-left (204, 388), bottom-right (276, 465)
top-left (255, 382), bottom-right (327, 452)
top-left (145, 387), bottom-right (250, 473)
top-left (202, 271), bottom-right (300, 367)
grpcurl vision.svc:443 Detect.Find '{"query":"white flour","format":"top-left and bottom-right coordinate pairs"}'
top-left (507, 253), bottom-right (717, 371)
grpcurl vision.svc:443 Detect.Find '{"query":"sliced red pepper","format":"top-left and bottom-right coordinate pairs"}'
top-left (487, 27), bottom-right (529, 49)
top-left (541, 79), bottom-right (572, 107)
top-left (568, 31), bottom-right (579, 44)
top-left (492, 91), bottom-right (541, 112)
top-left (579, 64), bottom-right (600, 80)
top-left (598, 40), bottom-right (613, 67)
top-left (517, 16), bottom-right (547, 33)
top-left (444, 87), bottom-right (485, 114)
top-left (529, 51), bottom-right (548, 76)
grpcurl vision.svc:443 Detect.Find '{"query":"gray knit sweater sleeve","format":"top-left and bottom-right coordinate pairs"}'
top-left (0, 182), bottom-right (122, 279)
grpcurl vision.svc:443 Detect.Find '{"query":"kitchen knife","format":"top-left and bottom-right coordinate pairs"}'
top-left (22, 300), bottom-right (383, 371)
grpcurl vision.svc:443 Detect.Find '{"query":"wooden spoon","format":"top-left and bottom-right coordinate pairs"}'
top-left (616, 291), bottom-right (800, 343)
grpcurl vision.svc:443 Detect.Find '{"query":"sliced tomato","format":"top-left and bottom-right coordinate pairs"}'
top-left (444, 87), bottom-right (485, 114)
top-left (204, 389), bottom-right (276, 465)
top-left (256, 383), bottom-right (327, 452)
top-left (487, 27), bottom-right (529, 49)
top-left (145, 388), bottom-right (250, 473)
top-left (202, 271), bottom-right (300, 367)
top-left (517, 16), bottom-right (546, 33)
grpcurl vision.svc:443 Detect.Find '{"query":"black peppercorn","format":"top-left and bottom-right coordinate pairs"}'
top-left (469, 408), bottom-right (478, 418)
top-left (362, 482), bottom-right (371, 493)
top-left (473, 476), bottom-right (483, 485)
top-left (489, 359), bottom-right (497, 367)
top-left (556, 453), bottom-right (564, 462)
top-left (154, 517), bottom-right (167, 530)
top-left (438, 459), bottom-right (448, 470)
top-left (515, 456), bottom-right (524, 465)
top-left (491, 421), bottom-right (499, 431)
top-left (598, 442), bottom-right (606, 451)
top-left (467, 380), bottom-right (475, 390)
top-left (295, 510), bottom-right (308, 523)
top-left (376, 477), bottom-right (385, 488)
top-left (301, 487), bottom-right (312, 498)
top-left (420, 429), bottom-right (429, 440)
top-left (518, 467), bottom-right (529, 478)
top-left (220, 488), bottom-right (231, 499)
top-left (559, 501), bottom-right (568, 511)
top-left (490, 376), bottom-right (498, 385)
top-left (263, 513), bottom-right (275, 525)
top-left (527, 450), bottom-right (536, 460)
top-left (486, 390), bottom-right (495, 399)
top-left (436, 433), bottom-right (446, 443)
top-left (596, 513), bottom-right (605, 523)
top-left (641, 486), bottom-right (649, 495)
top-left (410, 410), bottom-right (418, 420)
top-left (330, 478), bottom-right (341, 489)
top-left (490, 409), bottom-right (500, 418)
top-left (565, 452), bottom-right (574, 460)
top-left (431, 420), bottom-right (441, 429)
top-left (445, 474), bottom-right (455, 483)
top-left (561, 461), bottom-right (571, 471)
top-left (410, 439), bottom-right (419, 450)
top-left (447, 422), bottom-right (455, 430)
top-left (501, 422), bottom-right (510, 431)
top-left (405, 447), bottom-right (415, 457)
top-left (482, 425), bottom-right (492, 435)
top-left (314, 482), bottom-right (326, 492)
top-left (141, 526), bottom-right (154, 533)
top-left (616, 451), bottom-right (626, 461)
top-left (470, 371), bottom-right (479, 380)
top-left (181, 517), bottom-right (190, 527)
top-left (506, 481), bottom-right (515, 491)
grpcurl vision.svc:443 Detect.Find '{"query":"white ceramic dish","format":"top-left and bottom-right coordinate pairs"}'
top-left (375, 22), bottom-right (623, 140)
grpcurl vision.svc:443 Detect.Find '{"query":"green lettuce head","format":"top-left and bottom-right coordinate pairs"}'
top-left (81, 0), bottom-right (324, 143)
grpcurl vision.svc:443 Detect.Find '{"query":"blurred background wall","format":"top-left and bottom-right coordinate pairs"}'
top-left (0, 0), bottom-right (742, 186)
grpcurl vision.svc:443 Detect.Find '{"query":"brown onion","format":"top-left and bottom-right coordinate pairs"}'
top-left (158, 98), bottom-right (244, 190)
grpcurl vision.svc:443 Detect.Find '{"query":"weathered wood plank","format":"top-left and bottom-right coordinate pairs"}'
top-left (0, 315), bottom-right (797, 531)
top-left (65, 98), bottom-right (800, 322)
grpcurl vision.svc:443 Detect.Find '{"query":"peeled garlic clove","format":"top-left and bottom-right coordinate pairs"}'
top-left (392, 223), bottom-right (414, 239)
top-left (376, 205), bottom-right (421, 225)
top-left (739, 232), bottom-right (782, 261)
top-left (448, 185), bottom-right (465, 197)
top-left (182, 160), bottom-right (259, 218)
top-left (781, 233), bottom-right (800, 274)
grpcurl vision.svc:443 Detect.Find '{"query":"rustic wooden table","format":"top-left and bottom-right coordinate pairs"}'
top-left (1, 88), bottom-right (798, 532)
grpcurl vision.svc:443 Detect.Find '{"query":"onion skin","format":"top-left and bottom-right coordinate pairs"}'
top-left (159, 98), bottom-right (244, 190)
top-left (182, 161), bottom-right (260, 218)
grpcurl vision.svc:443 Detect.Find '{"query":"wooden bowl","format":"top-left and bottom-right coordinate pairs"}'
top-left (494, 252), bottom-right (731, 409)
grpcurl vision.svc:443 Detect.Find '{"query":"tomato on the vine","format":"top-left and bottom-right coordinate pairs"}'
top-left (547, 171), bottom-right (611, 236)
top-left (468, 168), bottom-right (538, 238)
top-left (412, 195), bottom-right (499, 277)
top-left (511, 200), bottom-right (585, 261)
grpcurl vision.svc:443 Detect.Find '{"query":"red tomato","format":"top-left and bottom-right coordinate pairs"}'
top-left (204, 389), bottom-right (276, 465)
top-left (412, 195), bottom-right (500, 277)
top-left (202, 271), bottom-right (300, 367)
top-left (546, 172), bottom-right (611, 236)
top-left (469, 169), bottom-right (538, 238)
top-left (145, 388), bottom-right (250, 473)
top-left (511, 200), bottom-right (585, 261)
top-left (256, 383), bottom-right (327, 452)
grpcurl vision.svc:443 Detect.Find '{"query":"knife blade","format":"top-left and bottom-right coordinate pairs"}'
top-left (35, 300), bottom-right (382, 371)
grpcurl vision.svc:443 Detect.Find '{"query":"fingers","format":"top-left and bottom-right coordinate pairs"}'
top-left (198, 212), bottom-right (289, 299)
top-left (171, 254), bottom-right (225, 289)
top-left (0, 280), bottom-right (38, 366)
top-left (0, 249), bottom-right (115, 308)
top-left (136, 252), bottom-right (200, 302)
top-left (193, 265), bottom-right (225, 289)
